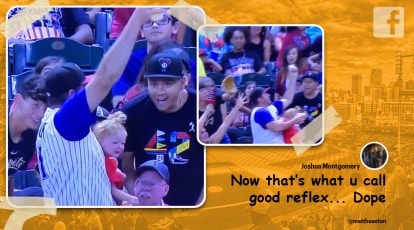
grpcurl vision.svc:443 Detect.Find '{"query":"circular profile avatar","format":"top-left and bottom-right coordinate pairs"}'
top-left (360, 142), bottom-right (389, 170)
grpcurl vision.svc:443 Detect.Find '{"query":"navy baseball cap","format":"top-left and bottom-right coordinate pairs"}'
top-left (136, 160), bottom-right (170, 183)
top-left (45, 62), bottom-right (85, 99)
top-left (144, 51), bottom-right (187, 79)
top-left (301, 71), bottom-right (319, 82)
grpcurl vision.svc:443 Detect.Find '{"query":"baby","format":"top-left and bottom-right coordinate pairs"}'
top-left (92, 111), bottom-right (139, 205)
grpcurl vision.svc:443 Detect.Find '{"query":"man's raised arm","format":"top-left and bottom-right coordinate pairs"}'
top-left (85, 9), bottom-right (147, 112)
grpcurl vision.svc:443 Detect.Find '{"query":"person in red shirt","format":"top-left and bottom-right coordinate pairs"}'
top-left (92, 111), bottom-right (139, 205)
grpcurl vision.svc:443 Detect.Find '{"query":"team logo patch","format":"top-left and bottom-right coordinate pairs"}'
top-left (159, 58), bottom-right (172, 72)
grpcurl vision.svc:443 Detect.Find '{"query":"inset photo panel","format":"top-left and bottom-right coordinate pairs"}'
top-left (197, 25), bottom-right (324, 146)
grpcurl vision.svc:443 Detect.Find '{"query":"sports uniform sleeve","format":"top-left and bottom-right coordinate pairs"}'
top-left (253, 108), bottom-right (275, 129)
top-left (54, 88), bottom-right (96, 141)
top-left (272, 100), bottom-right (284, 115)
top-left (112, 49), bottom-right (146, 97)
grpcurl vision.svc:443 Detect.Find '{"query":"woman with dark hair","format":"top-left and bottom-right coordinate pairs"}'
top-left (245, 26), bottom-right (271, 63)
top-left (221, 26), bottom-right (266, 80)
top-left (274, 45), bottom-right (307, 99)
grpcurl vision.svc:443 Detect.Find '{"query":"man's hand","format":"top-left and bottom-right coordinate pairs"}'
top-left (293, 112), bottom-right (307, 124)
top-left (287, 64), bottom-right (299, 78)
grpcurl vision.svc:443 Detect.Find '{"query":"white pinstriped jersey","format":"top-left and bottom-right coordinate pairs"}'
top-left (36, 106), bottom-right (114, 206)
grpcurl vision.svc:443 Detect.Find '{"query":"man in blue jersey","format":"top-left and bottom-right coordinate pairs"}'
top-left (35, 9), bottom-right (147, 206)
top-left (249, 65), bottom-right (306, 144)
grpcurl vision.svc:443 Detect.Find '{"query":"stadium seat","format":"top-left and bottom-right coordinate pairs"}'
top-left (94, 11), bottom-right (111, 51)
top-left (13, 37), bottom-right (104, 75)
top-left (206, 72), bottom-right (226, 87)
top-left (240, 73), bottom-right (272, 88)
top-left (13, 169), bottom-right (43, 197)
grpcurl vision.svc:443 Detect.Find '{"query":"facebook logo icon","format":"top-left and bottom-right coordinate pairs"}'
top-left (373, 7), bottom-right (404, 38)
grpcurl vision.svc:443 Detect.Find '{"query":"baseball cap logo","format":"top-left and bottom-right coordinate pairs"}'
top-left (159, 58), bottom-right (172, 72)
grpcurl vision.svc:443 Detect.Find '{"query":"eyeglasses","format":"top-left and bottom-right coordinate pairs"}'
top-left (136, 179), bottom-right (166, 188)
top-left (199, 85), bottom-right (215, 90)
top-left (143, 15), bottom-right (172, 28)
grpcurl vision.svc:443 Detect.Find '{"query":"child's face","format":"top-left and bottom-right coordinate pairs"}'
top-left (100, 131), bottom-right (127, 158)
top-left (245, 83), bottom-right (256, 97)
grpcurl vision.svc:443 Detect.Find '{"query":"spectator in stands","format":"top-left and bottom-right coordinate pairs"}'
top-left (8, 74), bottom-right (47, 196)
top-left (276, 26), bottom-right (310, 67)
top-left (287, 71), bottom-right (322, 144)
top-left (121, 49), bottom-right (204, 206)
top-left (117, 41), bottom-right (191, 110)
top-left (109, 8), bottom-right (190, 43)
top-left (275, 45), bottom-right (307, 99)
top-left (199, 94), bottom-right (247, 144)
top-left (221, 26), bottom-right (266, 84)
top-left (288, 71), bottom-right (322, 129)
top-left (111, 8), bottom-right (196, 108)
top-left (134, 160), bottom-right (170, 206)
top-left (226, 81), bottom-right (256, 143)
top-left (8, 7), bottom-right (94, 44)
top-left (245, 26), bottom-right (271, 64)
top-left (199, 77), bottom-right (230, 143)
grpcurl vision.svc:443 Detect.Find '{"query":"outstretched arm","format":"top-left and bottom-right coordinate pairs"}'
top-left (209, 94), bottom-right (247, 143)
top-left (281, 64), bottom-right (299, 109)
top-left (85, 9), bottom-right (147, 113)
top-left (266, 113), bottom-right (305, 132)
